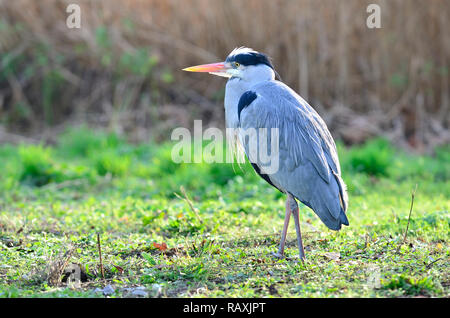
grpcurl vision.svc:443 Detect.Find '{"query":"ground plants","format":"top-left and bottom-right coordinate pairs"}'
top-left (0, 128), bottom-right (448, 297)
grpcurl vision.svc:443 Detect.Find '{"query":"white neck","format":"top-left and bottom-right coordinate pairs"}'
top-left (224, 64), bottom-right (275, 129)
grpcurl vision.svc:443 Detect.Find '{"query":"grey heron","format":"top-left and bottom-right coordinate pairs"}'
top-left (183, 47), bottom-right (349, 260)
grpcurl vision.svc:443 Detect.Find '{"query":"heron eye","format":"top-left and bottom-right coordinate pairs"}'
top-left (234, 62), bottom-right (240, 68)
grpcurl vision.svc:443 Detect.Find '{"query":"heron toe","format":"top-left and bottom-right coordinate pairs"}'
top-left (271, 251), bottom-right (285, 259)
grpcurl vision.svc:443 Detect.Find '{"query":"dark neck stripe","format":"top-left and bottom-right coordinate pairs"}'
top-left (237, 91), bottom-right (257, 122)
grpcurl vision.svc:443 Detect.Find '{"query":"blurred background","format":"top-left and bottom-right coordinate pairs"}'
top-left (0, 0), bottom-right (449, 152)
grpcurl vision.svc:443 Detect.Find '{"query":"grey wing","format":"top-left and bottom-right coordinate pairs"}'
top-left (239, 81), bottom-right (349, 230)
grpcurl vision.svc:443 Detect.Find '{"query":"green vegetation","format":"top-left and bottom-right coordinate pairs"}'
top-left (0, 127), bottom-right (448, 297)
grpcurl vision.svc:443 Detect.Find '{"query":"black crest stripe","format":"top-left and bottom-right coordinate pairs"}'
top-left (226, 52), bottom-right (274, 70)
top-left (238, 91), bottom-right (257, 122)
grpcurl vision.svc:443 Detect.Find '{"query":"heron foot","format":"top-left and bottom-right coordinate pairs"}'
top-left (292, 254), bottom-right (306, 263)
top-left (271, 252), bottom-right (285, 259)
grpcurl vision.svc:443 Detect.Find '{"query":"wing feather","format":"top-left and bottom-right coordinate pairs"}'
top-left (238, 81), bottom-right (349, 230)
top-left (240, 81), bottom-right (335, 183)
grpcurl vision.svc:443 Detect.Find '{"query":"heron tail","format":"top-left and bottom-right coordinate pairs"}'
top-left (339, 209), bottom-right (349, 226)
top-left (305, 170), bottom-right (349, 231)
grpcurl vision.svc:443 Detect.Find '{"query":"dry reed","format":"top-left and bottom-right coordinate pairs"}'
top-left (0, 0), bottom-right (448, 151)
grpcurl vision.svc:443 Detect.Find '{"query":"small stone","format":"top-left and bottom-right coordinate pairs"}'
top-left (131, 289), bottom-right (148, 297)
top-left (93, 287), bottom-right (103, 294)
top-left (324, 252), bottom-right (340, 261)
top-left (102, 284), bottom-right (115, 296)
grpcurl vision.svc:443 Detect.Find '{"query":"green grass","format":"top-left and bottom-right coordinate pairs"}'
top-left (0, 127), bottom-right (448, 298)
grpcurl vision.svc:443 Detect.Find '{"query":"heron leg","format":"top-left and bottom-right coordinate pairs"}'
top-left (273, 196), bottom-right (292, 259)
top-left (289, 194), bottom-right (306, 261)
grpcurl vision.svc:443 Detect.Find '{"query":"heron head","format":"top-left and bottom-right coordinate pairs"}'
top-left (183, 47), bottom-right (275, 82)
